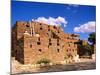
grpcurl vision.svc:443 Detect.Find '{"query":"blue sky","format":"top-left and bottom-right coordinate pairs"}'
top-left (11, 1), bottom-right (96, 40)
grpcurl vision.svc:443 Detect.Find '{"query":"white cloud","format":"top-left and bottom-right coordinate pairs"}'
top-left (68, 4), bottom-right (79, 7)
top-left (66, 4), bottom-right (79, 13)
top-left (74, 21), bottom-right (96, 33)
top-left (33, 16), bottom-right (68, 27)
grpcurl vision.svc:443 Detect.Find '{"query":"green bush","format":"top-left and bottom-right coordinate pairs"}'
top-left (36, 58), bottom-right (50, 64)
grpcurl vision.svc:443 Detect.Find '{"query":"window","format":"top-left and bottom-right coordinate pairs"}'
top-left (67, 37), bottom-right (70, 39)
top-left (57, 39), bottom-right (59, 42)
top-left (40, 27), bottom-right (42, 30)
top-left (47, 33), bottom-right (48, 35)
top-left (26, 25), bottom-right (29, 27)
top-left (38, 49), bottom-right (42, 52)
top-left (57, 43), bottom-right (59, 46)
top-left (30, 44), bottom-right (32, 48)
top-left (49, 43), bottom-right (52, 45)
top-left (49, 39), bottom-right (51, 42)
top-left (48, 28), bottom-right (50, 31)
top-left (69, 44), bottom-right (70, 47)
top-left (38, 37), bottom-right (40, 41)
top-left (53, 26), bottom-right (57, 29)
top-left (48, 45), bottom-right (49, 48)
top-left (57, 49), bottom-right (60, 53)
top-left (48, 25), bottom-right (50, 28)
top-left (48, 26), bottom-right (50, 31)
top-left (37, 42), bottom-right (41, 45)
top-left (70, 42), bottom-right (72, 43)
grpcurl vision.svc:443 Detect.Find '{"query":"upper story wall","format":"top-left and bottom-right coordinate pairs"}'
top-left (13, 21), bottom-right (80, 43)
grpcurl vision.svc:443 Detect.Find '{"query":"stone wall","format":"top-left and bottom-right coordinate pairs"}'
top-left (12, 21), bottom-right (79, 64)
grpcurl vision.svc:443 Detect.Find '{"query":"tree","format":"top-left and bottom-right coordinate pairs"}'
top-left (84, 44), bottom-right (93, 56)
top-left (77, 44), bottom-right (93, 58)
top-left (88, 32), bottom-right (96, 45)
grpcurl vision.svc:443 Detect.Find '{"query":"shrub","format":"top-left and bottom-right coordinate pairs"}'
top-left (36, 58), bottom-right (50, 64)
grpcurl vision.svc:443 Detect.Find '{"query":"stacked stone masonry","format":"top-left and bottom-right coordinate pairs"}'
top-left (12, 21), bottom-right (80, 64)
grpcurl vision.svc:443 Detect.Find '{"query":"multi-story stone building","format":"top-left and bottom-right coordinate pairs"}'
top-left (12, 21), bottom-right (80, 64)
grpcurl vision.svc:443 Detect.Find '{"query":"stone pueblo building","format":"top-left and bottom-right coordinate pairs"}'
top-left (12, 20), bottom-right (80, 64)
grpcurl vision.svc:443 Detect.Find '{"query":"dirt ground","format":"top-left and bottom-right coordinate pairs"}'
top-left (11, 57), bottom-right (96, 74)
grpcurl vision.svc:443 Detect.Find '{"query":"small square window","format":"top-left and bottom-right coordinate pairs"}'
top-left (48, 25), bottom-right (50, 28)
top-left (40, 27), bottom-right (42, 30)
top-left (49, 39), bottom-right (51, 42)
top-left (57, 49), bottom-right (60, 53)
top-left (47, 33), bottom-right (48, 35)
top-left (70, 42), bottom-right (72, 43)
top-left (38, 49), bottom-right (42, 52)
top-left (30, 44), bottom-right (32, 48)
top-left (38, 37), bottom-right (40, 41)
top-left (49, 43), bottom-right (52, 45)
top-left (57, 43), bottom-right (59, 46)
top-left (48, 29), bottom-right (50, 31)
top-left (67, 37), bottom-right (70, 39)
top-left (67, 49), bottom-right (68, 52)
top-left (57, 39), bottom-right (59, 42)
top-left (37, 42), bottom-right (41, 45)
top-left (48, 45), bottom-right (49, 48)
top-left (26, 25), bottom-right (29, 27)
top-left (53, 26), bottom-right (57, 29)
